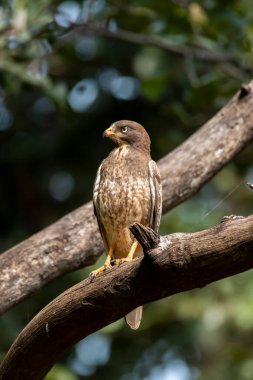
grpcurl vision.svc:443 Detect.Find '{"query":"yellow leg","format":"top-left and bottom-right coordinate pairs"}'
top-left (126, 240), bottom-right (139, 260)
top-left (89, 247), bottom-right (113, 280)
top-left (113, 240), bottom-right (139, 265)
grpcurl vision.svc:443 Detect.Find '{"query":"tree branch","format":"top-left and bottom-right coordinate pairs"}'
top-left (1, 215), bottom-right (253, 379)
top-left (0, 81), bottom-right (253, 316)
top-left (60, 23), bottom-right (251, 72)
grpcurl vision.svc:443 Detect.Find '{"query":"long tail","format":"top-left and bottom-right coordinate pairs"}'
top-left (125, 306), bottom-right (143, 330)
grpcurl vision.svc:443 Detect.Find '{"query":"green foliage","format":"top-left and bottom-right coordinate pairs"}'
top-left (0, 0), bottom-right (253, 379)
top-left (46, 364), bottom-right (79, 380)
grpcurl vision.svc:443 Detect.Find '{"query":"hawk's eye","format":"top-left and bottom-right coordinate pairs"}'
top-left (121, 126), bottom-right (128, 134)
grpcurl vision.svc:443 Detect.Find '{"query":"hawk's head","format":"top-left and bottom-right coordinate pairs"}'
top-left (103, 120), bottom-right (151, 154)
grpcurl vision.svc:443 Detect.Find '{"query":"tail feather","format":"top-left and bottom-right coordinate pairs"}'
top-left (125, 306), bottom-right (143, 330)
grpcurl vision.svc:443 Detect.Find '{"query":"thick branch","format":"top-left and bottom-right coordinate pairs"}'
top-left (1, 215), bottom-right (253, 380)
top-left (0, 82), bottom-right (253, 316)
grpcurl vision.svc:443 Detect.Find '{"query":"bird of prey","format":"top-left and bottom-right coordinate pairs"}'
top-left (91, 120), bottom-right (162, 329)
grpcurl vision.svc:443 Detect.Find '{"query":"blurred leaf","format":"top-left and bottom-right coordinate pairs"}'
top-left (46, 364), bottom-right (78, 380)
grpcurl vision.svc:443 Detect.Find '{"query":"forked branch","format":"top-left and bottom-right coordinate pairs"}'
top-left (0, 215), bottom-right (253, 379)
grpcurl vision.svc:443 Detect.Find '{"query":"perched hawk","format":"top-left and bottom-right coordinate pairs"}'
top-left (91, 120), bottom-right (162, 329)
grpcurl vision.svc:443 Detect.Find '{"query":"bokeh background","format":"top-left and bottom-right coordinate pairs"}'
top-left (1, 1), bottom-right (253, 379)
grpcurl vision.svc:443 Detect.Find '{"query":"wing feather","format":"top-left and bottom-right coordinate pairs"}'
top-left (148, 160), bottom-right (162, 233)
top-left (93, 161), bottom-right (109, 251)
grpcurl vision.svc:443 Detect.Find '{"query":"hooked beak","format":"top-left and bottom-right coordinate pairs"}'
top-left (103, 126), bottom-right (115, 139)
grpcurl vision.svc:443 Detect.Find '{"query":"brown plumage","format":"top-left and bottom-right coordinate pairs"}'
top-left (91, 120), bottom-right (162, 329)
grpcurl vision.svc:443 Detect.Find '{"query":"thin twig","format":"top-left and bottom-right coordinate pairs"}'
top-left (58, 23), bottom-right (252, 73)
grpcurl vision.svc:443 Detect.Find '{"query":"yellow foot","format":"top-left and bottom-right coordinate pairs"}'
top-left (111, 257), bottom-right (134, 266)
top-left (89, 264), bottom-right (112, 281)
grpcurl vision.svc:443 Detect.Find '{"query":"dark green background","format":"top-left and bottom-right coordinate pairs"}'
top-left (0, 1), bottom-right (253, 379)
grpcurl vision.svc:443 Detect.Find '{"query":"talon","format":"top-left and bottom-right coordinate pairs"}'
top-left (89, 264), bottom-right (111, 281)
top-left (89, 272), bottom-right (96, 281)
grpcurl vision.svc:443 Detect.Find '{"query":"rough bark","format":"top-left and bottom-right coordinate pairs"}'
top-left (159, 83), bottom-right (253, 212)
top-left (0, 82), bottom-right (253, 316)
top-left (0, 215), bottom-right (253, 380)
